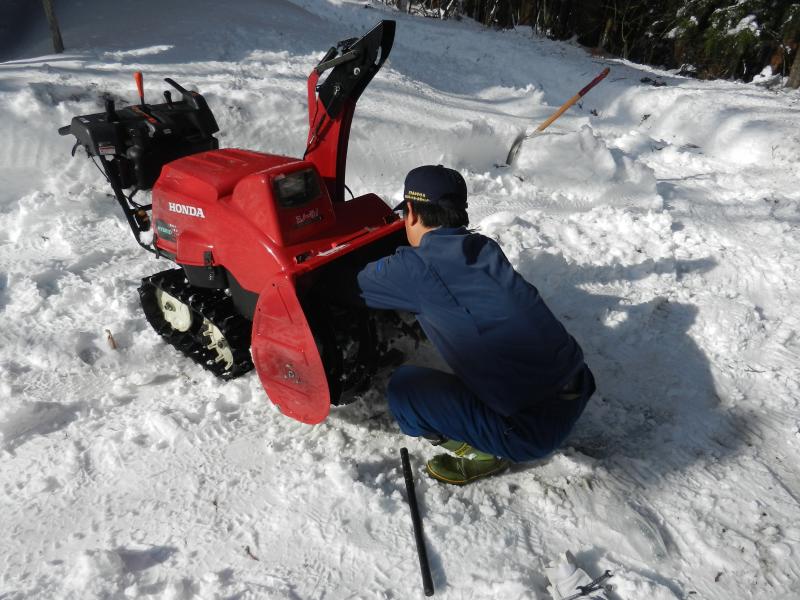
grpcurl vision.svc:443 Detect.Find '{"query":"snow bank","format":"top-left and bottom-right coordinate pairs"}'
top-left (605, 83), bottom-right (800, 167)
top-left (515, 125), bottom-right (661, 209)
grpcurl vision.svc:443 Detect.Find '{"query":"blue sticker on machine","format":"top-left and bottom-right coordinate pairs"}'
top-left (155, 220), bottom-right (177, 242)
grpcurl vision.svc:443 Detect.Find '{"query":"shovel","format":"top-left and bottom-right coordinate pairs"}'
top-left (505, 67), bottom-right (610, 166)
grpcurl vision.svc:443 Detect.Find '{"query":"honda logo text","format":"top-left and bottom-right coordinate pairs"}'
top-left (168, 202), bottom-right (206, 218)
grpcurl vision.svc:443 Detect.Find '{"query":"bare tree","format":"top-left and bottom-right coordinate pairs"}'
top-left (788, 46), bottom-right (800, 88)
top-left (42, 0), bottom-right (64, 53)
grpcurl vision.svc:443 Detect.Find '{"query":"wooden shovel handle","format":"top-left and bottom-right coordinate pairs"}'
top-left (535, 67), bottom-right (610, 134)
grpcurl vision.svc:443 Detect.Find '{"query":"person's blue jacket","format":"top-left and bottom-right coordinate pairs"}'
top-left (357, 227), bottom-right (585, 416)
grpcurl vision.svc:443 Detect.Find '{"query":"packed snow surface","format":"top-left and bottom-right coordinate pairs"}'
top-left (2, 1), bottom-right (800, 598)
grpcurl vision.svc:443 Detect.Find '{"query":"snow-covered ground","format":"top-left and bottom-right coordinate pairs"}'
top-left (2, 1), bottom-right (800, 598)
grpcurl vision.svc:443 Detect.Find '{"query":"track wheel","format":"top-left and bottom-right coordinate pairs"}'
top-left (156, 288), bottom-right (193, 332)
top-left (201, 318), bottom-right (234, 370)
top-left (139, 268), bottom-right (254, 381)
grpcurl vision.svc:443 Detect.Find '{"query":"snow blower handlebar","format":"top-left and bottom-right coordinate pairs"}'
top-left (57, 75), bottom-right (220, 251)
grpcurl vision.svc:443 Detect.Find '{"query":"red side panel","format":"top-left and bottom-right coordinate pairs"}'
top-left (251, 275), bottom-right (330, 424)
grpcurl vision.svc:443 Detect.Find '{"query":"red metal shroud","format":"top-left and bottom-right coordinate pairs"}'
top-left (154, 149), bottom-right (405, 424)
top-left (151, 21), bottom-right (401, 424)
top-left (254, 20), bottom-right (400, 423)
top-left (252, 274), bottom-right (330, 424)
top-left (248, 200), bottom-right (404, 425)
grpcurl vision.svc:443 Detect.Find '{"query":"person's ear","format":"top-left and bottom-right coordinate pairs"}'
top-left (406, 201), bottom-right (419, 225)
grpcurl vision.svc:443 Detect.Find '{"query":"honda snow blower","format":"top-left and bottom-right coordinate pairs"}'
top-left (58, 21), bottom-right (412, 424)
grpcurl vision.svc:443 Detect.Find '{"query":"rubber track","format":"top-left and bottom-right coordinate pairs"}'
top-left (138, 268), bottom-right (254, 380)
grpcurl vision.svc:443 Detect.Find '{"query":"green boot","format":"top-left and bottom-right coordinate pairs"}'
top-left (426, 440), bottom-right (510, 485)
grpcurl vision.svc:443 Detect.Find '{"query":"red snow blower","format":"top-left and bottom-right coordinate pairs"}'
top-left (58, 21), bottom-right (412, 424)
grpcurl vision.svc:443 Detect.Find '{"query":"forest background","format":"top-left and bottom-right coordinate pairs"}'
top-left (391, 0), bottom-right (800, 86)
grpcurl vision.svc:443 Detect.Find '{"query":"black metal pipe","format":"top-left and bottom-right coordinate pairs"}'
top-left (400, 447), bottom-right (434, 596)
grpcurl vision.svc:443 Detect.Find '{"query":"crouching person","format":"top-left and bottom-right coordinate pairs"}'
top-left (357, 165), bottom-right (595, 484)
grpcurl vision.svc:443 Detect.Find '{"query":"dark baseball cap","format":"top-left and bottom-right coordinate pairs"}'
top-left (392, 165), bottom-right (468, 212)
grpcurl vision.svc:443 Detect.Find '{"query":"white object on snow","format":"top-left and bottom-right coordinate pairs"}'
top-left (545, 551), bottom-right (606, 600)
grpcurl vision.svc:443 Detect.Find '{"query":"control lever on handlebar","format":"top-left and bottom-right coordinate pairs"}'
top-left (134, 71), bottom-right (145, 105)
top-left (315, 48), bottom-right (361, 75)
top-left (164, 77), bottom-right (199, 110)
top-left (104, 97), bottom-right (117, 122)
top-left (57, 123), bottom-right (80, 155)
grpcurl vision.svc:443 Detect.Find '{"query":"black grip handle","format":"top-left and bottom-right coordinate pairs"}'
top-left (315, 48), bottom-right (361, 75)
top-left (164, 77), bottom-right (198, 109)
top-left (58, 125), bottom-right (72, 136)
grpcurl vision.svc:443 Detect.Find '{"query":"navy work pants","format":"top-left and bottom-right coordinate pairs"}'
top-left (387, 365), bottom-right (594, 463)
